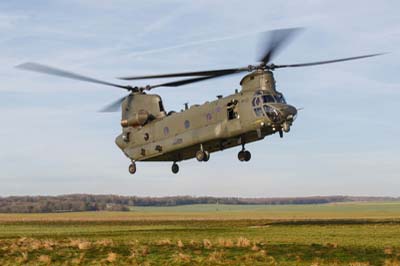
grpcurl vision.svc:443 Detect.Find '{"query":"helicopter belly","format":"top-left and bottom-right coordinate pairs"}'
top-left (124, 122), bottom-right (227, 162)
top-left (135, 125), bottom-right (275, 162)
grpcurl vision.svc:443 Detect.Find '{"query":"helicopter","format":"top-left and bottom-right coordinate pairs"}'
top-left (16, 28), bottom-right (383, 174)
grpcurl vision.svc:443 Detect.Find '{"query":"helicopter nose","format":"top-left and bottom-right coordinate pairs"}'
top-left (280, 104), bottom-right (297, 121)
top-left (278, 104), bottom-right (297, 133)
top-left (266, 103), bottom-right (298, 133)
top-left (267, 103), bottom-right (297, 121)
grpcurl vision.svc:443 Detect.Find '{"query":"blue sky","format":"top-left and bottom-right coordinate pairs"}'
top-left (0, 0), bottom-right (399, 197)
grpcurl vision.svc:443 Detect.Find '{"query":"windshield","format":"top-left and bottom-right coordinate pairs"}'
top-left (275, 93), bottom-right (286, 104)
top-left (262, 95), bottom-right (275, 103)
top-left (262, 93), bottom-right (286, 104)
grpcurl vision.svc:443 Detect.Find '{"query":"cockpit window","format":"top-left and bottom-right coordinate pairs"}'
top-left (275, 93), bottom-right (286, 104)
top-left (262, 95), bottom-right (275, 103)
top-left (252, 97), bottom-right (261, 106)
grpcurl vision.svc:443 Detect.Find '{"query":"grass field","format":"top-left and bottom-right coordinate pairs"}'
top-left (0, 202), bottom-right (400, 265)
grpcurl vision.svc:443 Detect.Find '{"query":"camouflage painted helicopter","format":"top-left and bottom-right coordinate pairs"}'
top-left (17, 28), bottom-right (383, 174)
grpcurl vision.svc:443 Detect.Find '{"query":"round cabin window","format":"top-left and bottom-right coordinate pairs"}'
top-left (163, 127), bottom-right (169, 136)
top-left (184, 120), bottom-right (190, 129)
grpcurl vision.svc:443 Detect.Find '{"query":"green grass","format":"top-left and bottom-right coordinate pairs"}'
top-left (0, 202), bottom-right (400, 265)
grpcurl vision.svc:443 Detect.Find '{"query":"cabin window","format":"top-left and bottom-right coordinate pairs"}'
top-left (184, 120), bottom-right (190, 129)
top-left (158, 101), bottom-right (165, 112)
top-left (163, 127), bottom-right (169, 136)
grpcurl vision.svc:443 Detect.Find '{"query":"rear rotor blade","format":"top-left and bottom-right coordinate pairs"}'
top-left (150, 75), bottom-right (221, 89)
top-left (119, 67), bottom-right (248, 80)
top-left (99, 95), bottom-right (127, 112)
top-left (257, 27), bottom-right (303, 65)
top-left (272, 53), bottom-right (385, 69)
top-left (119, 27), bottom-right (303, 81)
top-left (16, 62), bottom-right (131, 90)
top-left (147, 72), bottom-right (244, 90)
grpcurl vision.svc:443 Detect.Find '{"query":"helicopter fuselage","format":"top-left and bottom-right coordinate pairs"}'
top-left (115, 71), bottom-right (297, 163)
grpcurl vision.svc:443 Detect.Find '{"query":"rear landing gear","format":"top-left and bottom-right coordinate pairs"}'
top-left (172, 162), bottom-right (179, 174)
top-left (196, 145), bottom-right (210, 162)
top-left (128, 162), bottom-right (137, 174)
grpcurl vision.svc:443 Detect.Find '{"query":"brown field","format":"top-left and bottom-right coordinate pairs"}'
top-left (0, 203), bottom-right (399, 265)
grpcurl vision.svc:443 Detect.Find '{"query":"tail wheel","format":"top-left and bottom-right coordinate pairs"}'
top-left (128, 163), bottom-right (137, 174)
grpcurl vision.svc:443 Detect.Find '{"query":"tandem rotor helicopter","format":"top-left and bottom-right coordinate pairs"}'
top-left (17, 28), bottom-right (383, 174)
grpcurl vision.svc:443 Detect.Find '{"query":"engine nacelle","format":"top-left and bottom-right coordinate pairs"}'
top-left (121, 110), bottom-right (149, 128)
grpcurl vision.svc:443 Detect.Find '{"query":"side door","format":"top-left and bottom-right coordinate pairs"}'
top-left (226, 99), bottom-right (242, 135)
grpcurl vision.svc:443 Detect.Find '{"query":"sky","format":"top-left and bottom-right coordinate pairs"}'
top-left (0, 0), bottom-right (399, 197)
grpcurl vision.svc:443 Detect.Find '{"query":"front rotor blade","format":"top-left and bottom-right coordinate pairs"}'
top-left (16, 62), bottom-right (131, 90)
top-left (257, 27), bottom-right (303, 65)
top-left (99, 95), bottom-right (127, 112)
top-left (272, 53), bottom-right (385, 69)
top-left (119, 67), bottom-right (247, 80)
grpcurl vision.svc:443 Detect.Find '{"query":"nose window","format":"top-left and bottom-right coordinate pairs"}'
top-left (254, 107), bottom-right (263, 117)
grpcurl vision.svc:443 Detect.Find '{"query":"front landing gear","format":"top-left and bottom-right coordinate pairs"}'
top-left (238, 143), bottom-right (251, 162)
top-left (171, 162), bottom-right (179, 174)
top-left (128, 162), bottom-right (137, 174)
top-left (238, 150), bottom-right (251, 162)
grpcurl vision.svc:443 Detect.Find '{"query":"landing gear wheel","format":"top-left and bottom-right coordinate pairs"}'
top-left (171, 163), bottom-right (179, 174)
top-left (238, 151), bottom-right (246, 162)
top-left (196, 150), bottom-right (210, 162)
top-left (203, 151), bottom-right (210, 162)
top-left (244, 150), bottom-right (251, 161)
top-left (238, 150), bottom-right (251, 162)
top-left (196, 150), bottom-right (205, 162)
top-left (128, 162), bottom-right (137, 174)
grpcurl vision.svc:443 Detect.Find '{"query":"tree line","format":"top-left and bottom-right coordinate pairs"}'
top-left (0, 194), bottom-right (397, 213)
